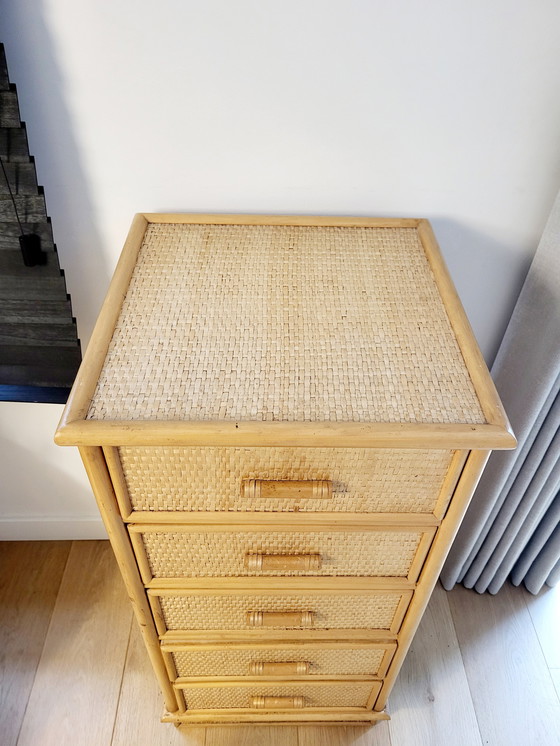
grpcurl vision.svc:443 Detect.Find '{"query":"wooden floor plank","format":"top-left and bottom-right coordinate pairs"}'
top-left (448, 581), bottom-right (560, 746)
top-left (0, 541), bottom-right (71, 746)
top-left (112, 621), bottom-right (206, 746)
top-left (206, 725), bottom-right (298, 746)
top-left (5, 541), bottom-right (560, 743)
top-left (522, 583), bottom-right (560, 669)
top-left (17, 541), bottom-right (133, 746)
top-left (298, 722), bottom-right (391, 746)
top-left (387, 583), bottom-right (482, 746)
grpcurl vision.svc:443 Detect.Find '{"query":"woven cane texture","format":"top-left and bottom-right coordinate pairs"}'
top-left (119, 446), bottom-right (453, 513)
top-left (140, 529), bottom-right (423, 578)
top-left (180, 682), bottom-right (374, 710)
top-left (157, 592), bottom-right (405, 631)
top-left (172, 647), bottom-right (387, 678)
top-left (87, 223), bottom-right (484, 425)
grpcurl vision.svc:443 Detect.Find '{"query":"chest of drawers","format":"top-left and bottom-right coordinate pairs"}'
top-left (55, 213), bottom-right (515, 726)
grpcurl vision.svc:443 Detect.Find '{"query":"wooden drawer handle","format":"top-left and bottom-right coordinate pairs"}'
top-left (249, 661), bottom-right (310, 675)
top-left (246, 611), bottom-right (314, 628)
top-left (251, 696), bottom-right (305, 709)
top-left (243, 479), bottom-right (332, 500)
top-left (245, 553), bottom-right (322, 571)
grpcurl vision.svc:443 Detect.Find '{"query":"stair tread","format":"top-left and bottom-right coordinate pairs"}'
top-left (0, 90), bottom-right (20, 127)
top-left (0, 193), bottom-right (47, 222)
top-left (0, 45), bottom-right (9, 91)
top-left (0, 162), bottom-right (39, 195)
top-left (0, 221), bottom-right (55, 250)
top-left (0, 322), bottom-right (79, 347)
top-left (0, 274), bottom-right (68, 300)
top-left (0, 299), bottom-right (74, 324)
top-left (0, 249), bottom-right (62, 276)
top-left (0, 344), bottom-right (81, 388)
top-left (0, 127), bottom-right (31, 161)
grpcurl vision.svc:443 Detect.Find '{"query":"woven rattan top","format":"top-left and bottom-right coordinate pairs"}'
top-left (87, 223), bottom-right (485, 425)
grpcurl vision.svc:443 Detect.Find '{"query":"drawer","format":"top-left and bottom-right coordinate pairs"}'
top-left (163, 641), bottom-right (396, 679)
top-left (130, 524), bottom-right (436, 583)
top-left (108, 446), bottom-right (463, 516)
top-left (175, 679), bottom-right (381, 710)
top-left (149, 587), bottom-right (412, 635)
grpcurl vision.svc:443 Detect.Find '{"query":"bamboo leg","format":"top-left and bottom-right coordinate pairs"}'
top-left (373, 449), bottom-right (490, 711)
top-left (79, 446), bottom-right (179, 712)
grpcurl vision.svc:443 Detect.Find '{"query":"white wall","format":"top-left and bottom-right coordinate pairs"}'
top-left (1, 1), bottom-right (560, 539)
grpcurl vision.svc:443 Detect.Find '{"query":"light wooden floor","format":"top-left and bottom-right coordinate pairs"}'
top-left (1, 541), bottom-right (559, 746)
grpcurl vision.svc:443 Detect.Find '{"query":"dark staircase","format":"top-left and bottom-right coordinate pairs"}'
top-left (0, 43), bottom-right (81, 403)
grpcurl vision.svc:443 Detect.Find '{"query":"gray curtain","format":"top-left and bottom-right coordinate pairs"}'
top-left (441, 190), bottom-right (560, 595)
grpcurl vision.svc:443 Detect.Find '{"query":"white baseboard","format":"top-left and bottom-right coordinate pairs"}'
top-left (0, 517), bottom-right (107, 541)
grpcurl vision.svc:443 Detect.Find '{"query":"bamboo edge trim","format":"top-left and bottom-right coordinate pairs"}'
top-left (125, 512), bottom-right (441, 527)
top-left (372, 449), bottom-right (491, 711)
top-left (173, 675), bottom-right (381, 683)
top-left (142, 213), bottom-right (422, 227)
top-left (78, 446), bottom-right (178, 713)
top-left (175, 677), bottom-right (378, 689)
top-left (145, 577), bottom-right (415, 591)
top-left (55, 419), bottom-right (516, 448)
top-left (160, 629), bottom-right (398, 643)
top-left (54, 214), bottom-right (516, 451)
top-left (161, 641), bottom-right (398, 652)
top-left (417, 220), bottom-right (515, 439)
top-left (147, 582), bottom-right (415, 595)
top-left (433, 449), bottom-right (469, 519)
top-left (103, 446), bottom-right (133, 517)
top-left (161, 710), bottom-right (390, 723)
top-left (127, 520), bottom-right (440, 532)
top-left (56, 214), bottom-right (148, 434)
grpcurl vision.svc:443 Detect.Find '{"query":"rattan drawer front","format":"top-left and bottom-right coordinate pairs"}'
top-left (115, 446), bottom-right (455, 514)
top-left (167, 643), bottom-right (395, 678)
top-left (150, 590), bottom-right (411, 634)
top-left (177, 680), bottom-right (380, 710)
top-left (131, 526), bottom-right (435, 581)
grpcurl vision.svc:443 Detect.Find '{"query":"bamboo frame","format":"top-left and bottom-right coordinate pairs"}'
top-left (175, 677), bottom-right (379, 690)
top-left (373, 449), bottom-right (490, 711)
top-left (103, 446), bottom-right (133, 517)
top-left (143, 213), bottom-right (420, 227)
top-left (146, 576), bottom-right (414, 592)
top-left (161, 640), bottom-right (397, 654)
top-left (58, 418), bottom-right (514, 449)
top-left (127, 519), bottom-right (439, 533)
top-left (78, 446), bottom-right (179, 713)
top-left (162, 709), bottom-right (390, 724)
top-left (55, 213), bottom-right (516, 450)
top-left (432, 449), bottom-right (469, 519)
top-left (57, 214), bottom-right (147, 433)
top-left (161, 628), bottom-right (398, 644)
top-left (124, 511), bottom-right (441, 527)
top-left (417, 221), bottom-right (512, 435)
top-left (149, 577), bottom-right (415, 592)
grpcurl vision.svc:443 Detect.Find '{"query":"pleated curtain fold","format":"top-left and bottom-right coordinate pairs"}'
top-left (441, 189), bottom-right (560, 594)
